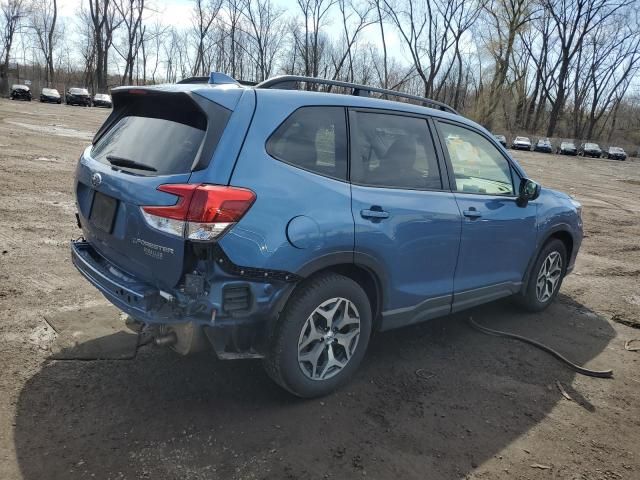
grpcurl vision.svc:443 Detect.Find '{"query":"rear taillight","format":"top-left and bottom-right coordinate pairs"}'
top-left (141, 184), bottom-right (256, 241)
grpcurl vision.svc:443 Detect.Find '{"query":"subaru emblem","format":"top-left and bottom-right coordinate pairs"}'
top-left (91, 172), bottom-right (102, 188)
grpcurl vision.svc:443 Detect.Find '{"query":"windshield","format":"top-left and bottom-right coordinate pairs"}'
top-left (95, 94), bottom-right (110, 100)
top-left (42, 88), bottom-right (59, 95)
top-left (585, 143), bottom-right (599, 149)
top-left (12, 84), bottom-right (28, 90)
top-left (562, 142), bottom-right (575, 148)
top-left (610, 147), bottom-right (624, 153)
top-left (515, 137), bottom-right (529, 142)
top-left (70, 88), bottom-right (89, 95)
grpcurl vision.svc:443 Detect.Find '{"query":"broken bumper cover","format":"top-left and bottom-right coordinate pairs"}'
top-left (71, 240), bottom-right (162, 319)
top-left (71, 239), bottom-right (296, 357)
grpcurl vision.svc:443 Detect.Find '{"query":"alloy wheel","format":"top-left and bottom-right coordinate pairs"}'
top-left (297, 297), bottom-right (361, 381)
top-left (536, 251), bottom-right (563, 303)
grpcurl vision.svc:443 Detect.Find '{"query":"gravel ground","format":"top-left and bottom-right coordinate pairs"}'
top-left (0, 98), bottom-right (639, 480)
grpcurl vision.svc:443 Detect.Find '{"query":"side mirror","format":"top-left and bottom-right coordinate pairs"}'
top-left (517, 178), bottom-right (540, 206)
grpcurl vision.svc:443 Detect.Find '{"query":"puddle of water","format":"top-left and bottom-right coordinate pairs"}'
top-left (5, 119), bottom-right (93, 139)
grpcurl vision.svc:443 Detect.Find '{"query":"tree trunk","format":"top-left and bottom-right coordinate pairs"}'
top-left (546, 59), bottom-right (568, 137)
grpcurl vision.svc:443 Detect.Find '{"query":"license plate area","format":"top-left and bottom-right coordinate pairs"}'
top-left (89, 191), bottom-right (118, 233)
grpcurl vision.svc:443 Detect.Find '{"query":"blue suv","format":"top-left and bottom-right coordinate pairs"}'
top-left (71, 74), bottom-right (583, 397)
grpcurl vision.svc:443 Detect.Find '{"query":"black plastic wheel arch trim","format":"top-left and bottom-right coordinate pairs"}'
top-left (211, 244), bottom-right (302, 283)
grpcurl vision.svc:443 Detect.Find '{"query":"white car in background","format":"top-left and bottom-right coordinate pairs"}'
top-left (511, 136), bottom-right (532, 151)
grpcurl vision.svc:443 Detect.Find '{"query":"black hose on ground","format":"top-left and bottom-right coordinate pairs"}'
top-left (467, 317), bottom-right (613, 379)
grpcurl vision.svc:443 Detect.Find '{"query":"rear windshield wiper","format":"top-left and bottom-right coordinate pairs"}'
top-left (106, 155), bottom-right (157, 172)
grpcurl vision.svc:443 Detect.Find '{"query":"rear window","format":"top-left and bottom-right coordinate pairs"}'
top-left (266, 107), bottom-right (347, 180)
top-left (91, 93), bottom-right (229, 176)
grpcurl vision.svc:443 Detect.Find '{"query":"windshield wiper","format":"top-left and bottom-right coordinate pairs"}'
top-left (106, 155), bottom-right (157, 172)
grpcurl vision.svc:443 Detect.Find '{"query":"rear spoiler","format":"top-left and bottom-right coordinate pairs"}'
top-left (91, 89), bottom-right (228, 146)
top-left (177, 72), bottom-right (257, 86)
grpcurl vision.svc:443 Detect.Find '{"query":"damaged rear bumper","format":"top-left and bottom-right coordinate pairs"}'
top-left (71, 239), bottom-right (296, 358)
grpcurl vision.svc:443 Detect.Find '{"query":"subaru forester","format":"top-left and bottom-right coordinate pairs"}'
top-left (71, 73), bottom-right (583, 397)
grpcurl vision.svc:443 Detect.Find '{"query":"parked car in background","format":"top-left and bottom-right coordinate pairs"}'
top-left (10, 84), bottom-right (32, 101)
top-left (557, 141), bottom-right (578, 155)
top-left (534, 138), bottom-right (553, 153)
top-left (70, 73), bottom-right (583, 397)
top-left (511, 136), bottom-right (532, 150)
top-left (605, 146), bottom-right (627, 161)
top-left (493, 134), bottom-right (507, 148)
top-left (579, 142), bottom-right (602, 158)
top-left (66, 88), bottom-right (92, 106)
top-left (40, 88), bottom-right (61, 104)
top-left (93, 93), bottom-right (112, 108)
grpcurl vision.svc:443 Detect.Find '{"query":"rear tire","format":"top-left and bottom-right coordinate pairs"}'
top-left (518, 239), bottom-right (567, 312)
top-left (263, 273), bottom-right (372, 398)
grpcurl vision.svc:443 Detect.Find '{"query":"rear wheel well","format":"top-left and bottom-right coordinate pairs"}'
top-left (301, 264), bottom-right (382, 331)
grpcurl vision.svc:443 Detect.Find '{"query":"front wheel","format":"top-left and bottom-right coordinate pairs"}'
top-left (518, 239), bottom-right (567, 312)
top-left (263, 273), bottom-right (372, 398)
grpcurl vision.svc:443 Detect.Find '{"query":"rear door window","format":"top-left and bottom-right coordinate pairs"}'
top-left (91, 93), bottom-right (227, 176)
top-left (266, 106), bottom-right (348, 180)
top-left (350, 111), bottom-right (443, 190)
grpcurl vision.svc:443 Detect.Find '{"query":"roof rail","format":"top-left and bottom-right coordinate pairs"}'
top-left (255, 75), bottom-right (459, 115)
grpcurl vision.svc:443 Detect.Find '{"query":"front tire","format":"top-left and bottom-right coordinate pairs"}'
top-left (263, 273), bottom-right (372, 398)
top-left (518, 239), bottom-right (567, 312)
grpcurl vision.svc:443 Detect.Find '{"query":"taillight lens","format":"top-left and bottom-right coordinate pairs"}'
top-left (141, 184), bottom-right (255, 241)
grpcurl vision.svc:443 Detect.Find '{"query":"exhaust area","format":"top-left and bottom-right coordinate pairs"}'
top-left (156, 323), bottom-right (209, 355)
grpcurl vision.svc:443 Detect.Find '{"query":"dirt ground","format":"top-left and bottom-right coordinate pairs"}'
top-left (0, 98), bottom-right (639, 480)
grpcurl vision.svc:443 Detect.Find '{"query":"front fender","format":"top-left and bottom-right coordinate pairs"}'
top-left (520, 188), bottom-right (583, 292)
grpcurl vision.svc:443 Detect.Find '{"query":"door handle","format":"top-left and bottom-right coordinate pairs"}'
top-left (463, 208), bottom-right (482, 219)
top-left (361, 207), bottom-right (390, 220)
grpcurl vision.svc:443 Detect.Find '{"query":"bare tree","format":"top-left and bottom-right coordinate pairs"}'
top-left (519, 8), bottom-right (553, 131)
top-left (144, 19), bottom-right (167, 83)
top-left (371, 0), bottom-right (388, 88)
top-left (1, 0), bottom-right (26, 93)
top-left (113, 0), bottom-right (146, 84)
top-left (29, 0), bottom-right (59, 84)
top-left (436, 0), bottom-right (482, 108)
top-left (330, 0), bottom-right (374, 82)
top-left (383, 0), bottom-right (462, 99)
top-left (544, 0), bottom-right (633, 137)
top-left (240, 0), bottom-right (285, 81)
top-left (294, 0), bottom-right (337, 80)
top-left (77, 5), bottom-right (97, 90)
top-left (477, 0), bottom-right (534, 129)
top-left (191, 0), bottom-right (223, 76)
top-left (89, 0), bottom-right (121, 90)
